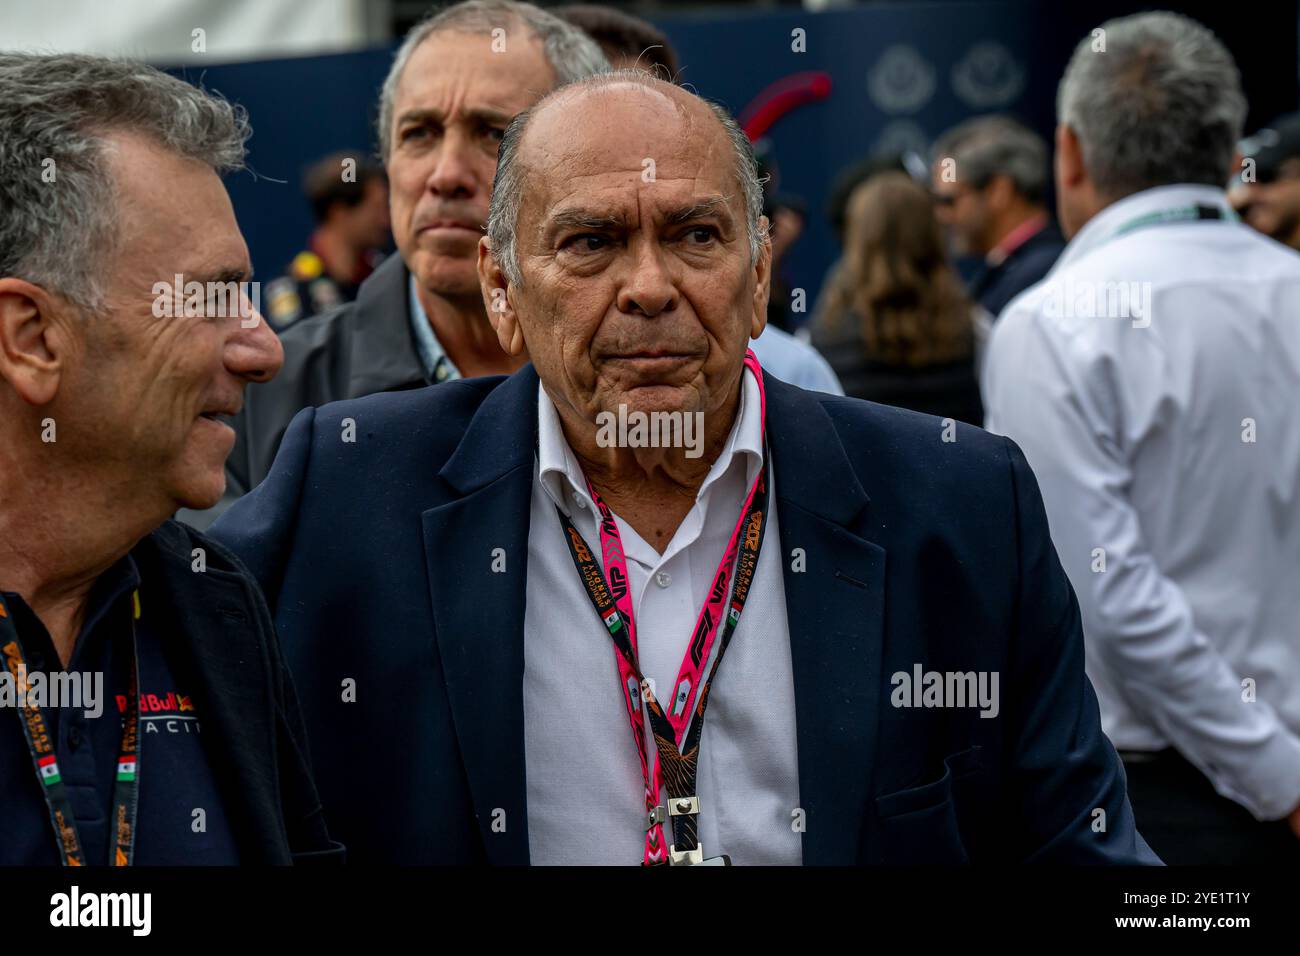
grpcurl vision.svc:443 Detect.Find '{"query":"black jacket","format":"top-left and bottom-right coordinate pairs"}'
top-left (180, 254), bottom-right (425, 530)
top-left (137, 520), bottom-right (343, 864)
top-left (970, 222), bottom-right (1066, 319)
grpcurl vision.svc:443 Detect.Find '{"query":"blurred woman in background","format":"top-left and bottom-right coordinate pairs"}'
top-left (812, 171), bottom-right (985, 425)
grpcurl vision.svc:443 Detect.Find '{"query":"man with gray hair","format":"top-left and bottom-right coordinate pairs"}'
top-left (213, 70), bottom-right (1156, 866)
top-left (0, 54), bottom-right (340, 864)
top-left (186, 0), bottom-right (608, 528)
top-left (985, 12), bottom-right (1300, 863)
top-left (931, 115), bottom-right (1065, 319)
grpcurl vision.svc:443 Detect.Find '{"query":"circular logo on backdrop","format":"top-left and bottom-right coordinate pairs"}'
top-left (867, 45), bottom-right (936, 114)
top-left (951, 42), bottom-right (1026, 109)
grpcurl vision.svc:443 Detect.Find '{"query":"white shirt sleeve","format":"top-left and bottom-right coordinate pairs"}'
top-left (984, 306), bottom-right (1300, 822)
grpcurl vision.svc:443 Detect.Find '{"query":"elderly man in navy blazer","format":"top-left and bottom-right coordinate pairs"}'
top-left (211, 71), bottom-right (1158, 866)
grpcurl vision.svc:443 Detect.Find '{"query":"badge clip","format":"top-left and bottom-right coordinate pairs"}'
top-left (669, 844), bottom-right (731, 866)
top-left (668, 795), bottom-right (700, 817)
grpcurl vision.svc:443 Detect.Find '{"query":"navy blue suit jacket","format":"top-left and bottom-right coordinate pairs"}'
top-left (973, 222), bottom-right (1067, 319)
top-left (210, 365), bottom-right (1158, 865)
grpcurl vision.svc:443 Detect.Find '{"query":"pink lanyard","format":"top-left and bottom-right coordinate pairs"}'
top-left (577, 350), bottom-right (768, 864)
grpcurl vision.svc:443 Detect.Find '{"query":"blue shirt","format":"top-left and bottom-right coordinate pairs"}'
top-left (0, 555), bottom-right (240, 865)
top-left (748, 326), bottom-right (843, 395)
top-left (408, 277), bottom-right (462, 384)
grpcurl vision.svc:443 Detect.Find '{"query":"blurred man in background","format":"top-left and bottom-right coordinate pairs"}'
top-left (1232, 112), bottom-right (1300, 251)
top-left (985, 11), bottom-right (1300, 863)
top-left (931, 116), bottom-right (1065, 319)
top-left (183, 0), bottom-right (608, 528)
top-left (263, 152), bottom-right (390, 330)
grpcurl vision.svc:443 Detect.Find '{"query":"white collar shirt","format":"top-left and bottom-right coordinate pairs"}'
top-left (983, 184), bottom-right (1300, 820)
top-left (522, 367), bottom-right (803, 864)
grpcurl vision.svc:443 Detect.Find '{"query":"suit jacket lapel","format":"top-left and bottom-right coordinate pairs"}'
top-left (422, 367), bottom-right (539, 865)
top-left (765, 374), bottom-right (886, 865)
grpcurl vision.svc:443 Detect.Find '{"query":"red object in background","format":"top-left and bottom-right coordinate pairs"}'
top-left (739, 72), bottom-right (833, 142)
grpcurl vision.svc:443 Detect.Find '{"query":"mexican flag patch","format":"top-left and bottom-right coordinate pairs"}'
top-left (38, 754), bottom-right (60, 786)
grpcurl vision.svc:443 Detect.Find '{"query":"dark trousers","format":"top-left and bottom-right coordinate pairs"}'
top-left (1121, 749), bottom-right (1300, 865)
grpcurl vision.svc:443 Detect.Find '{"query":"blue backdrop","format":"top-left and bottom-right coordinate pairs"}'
top-left (172, 0), bottom-right (1298, 326)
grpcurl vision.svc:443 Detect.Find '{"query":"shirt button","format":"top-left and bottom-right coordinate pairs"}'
top-left (574, 498), bottom-right (587, 510)
top-left (655, 571), bottom-right (672, 589)
top-left (68, 726), bottom-right (82, 751)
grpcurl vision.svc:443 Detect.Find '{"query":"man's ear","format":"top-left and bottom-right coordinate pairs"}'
top-left (749, 216), bottom-right (772, 341)
top-left (1056, 123), bottom-right (1085, 190)
top-left (985, 173), bottom-right (1015, 213)
top-left (0, 278), bottom-right (64, 406)
top-left (478, 237), bottom-right (526, 356)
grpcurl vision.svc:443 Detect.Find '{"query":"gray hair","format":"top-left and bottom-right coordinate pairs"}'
top-left (378, 0), bottom-right (609, 160)
top-left (487, 70), bottom-right (767, 287)
top-left (1057, 11), bottom-right (1246, 199)
top-left (932, 115), bottom-right (1049, 204)
top-left (0, 53), bottom-right (249, 314)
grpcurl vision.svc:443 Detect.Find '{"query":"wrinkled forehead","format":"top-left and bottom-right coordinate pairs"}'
top-left (520, 83), bottom-right (741, 225)
top-left (103, 131), bottom-right (248, 282)
top-left (394, 27), bottom-right (555, 126)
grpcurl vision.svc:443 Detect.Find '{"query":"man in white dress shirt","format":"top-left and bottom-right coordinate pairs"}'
top-left (984, 11), bottom-right (1300, 863)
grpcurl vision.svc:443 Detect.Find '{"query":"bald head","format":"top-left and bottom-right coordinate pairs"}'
top-left (486, 70), bottom-right (765, 286)
top-left (475, 68), bottom-right (772, 454)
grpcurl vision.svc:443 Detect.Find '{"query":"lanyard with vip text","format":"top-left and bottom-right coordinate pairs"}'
top-left (0, 589), bottom-right (142, 866)
top-left (556, 350), bottom-right (770, 865)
